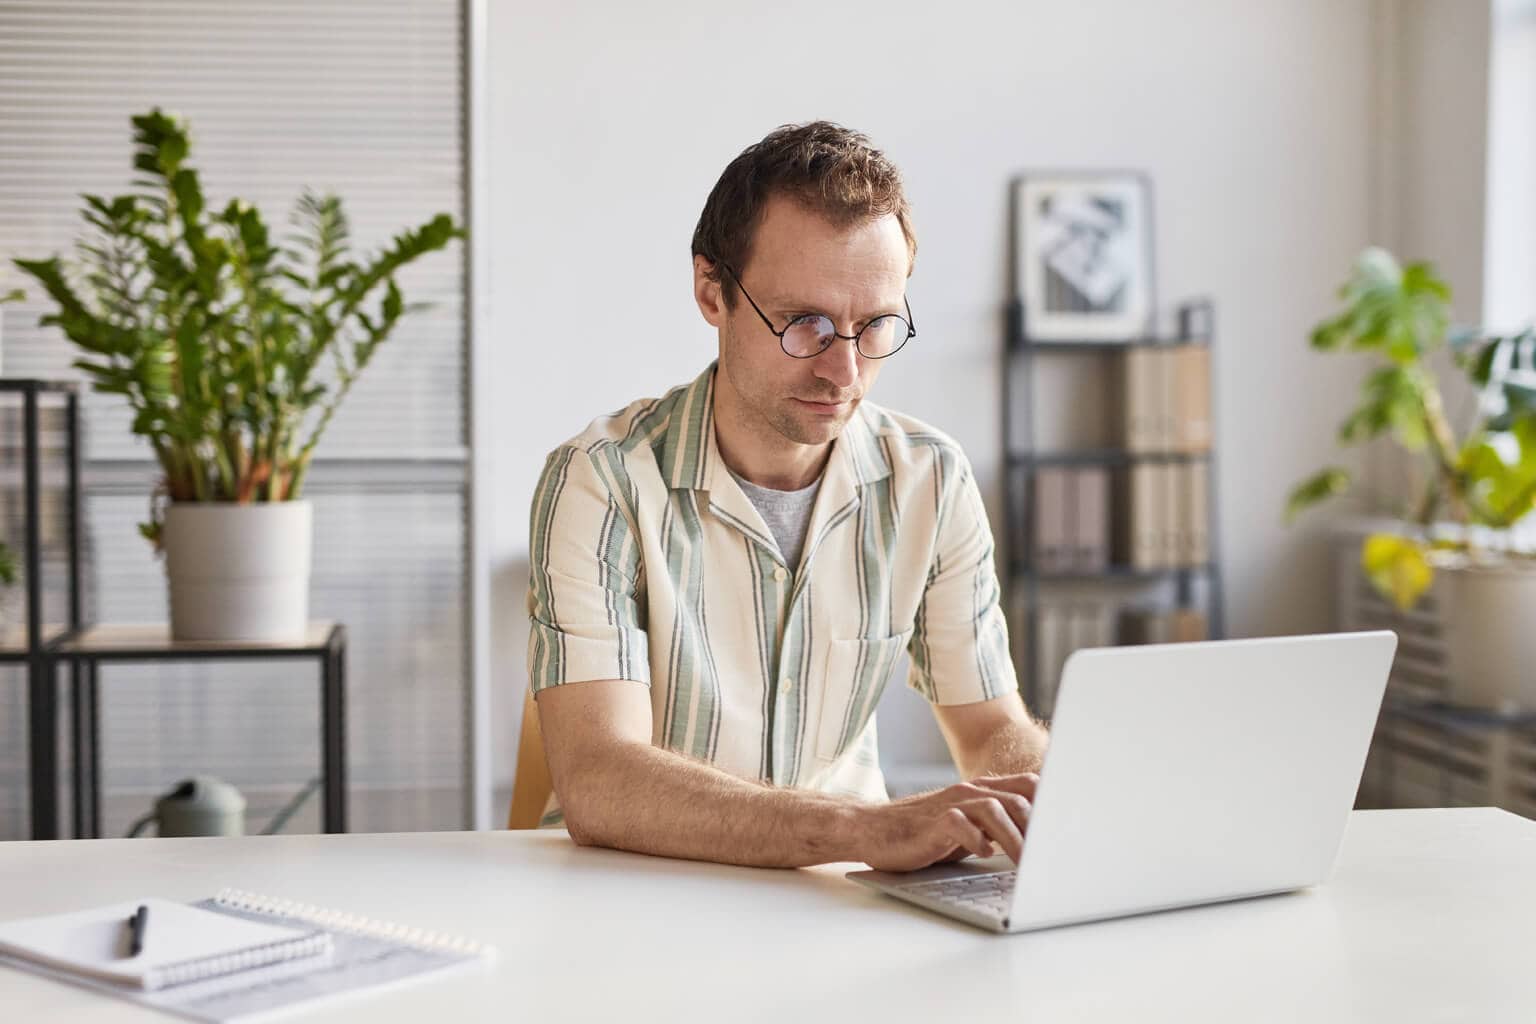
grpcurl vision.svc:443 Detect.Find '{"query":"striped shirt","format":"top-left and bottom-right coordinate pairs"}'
top-left (527, 362), bottom-right (1015, 823)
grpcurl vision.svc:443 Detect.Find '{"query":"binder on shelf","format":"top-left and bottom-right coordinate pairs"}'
top-left (1183, 460), bottom-right (1210, 565)
top-left (1171, 608), bottom-right (1209, 642)
top-left (1034, 603), bottom-right (1067, 717)
top-left (1127, 463), bottom-right (1161, 570)
top-left (1072, 467), bottom-right (1110, 570)
top-left (1033, 467), bottom-right (1070, 571)
top-left (1120, 607), bottom-right (1209, 645)
top-left (1155, 346), bottom-right (1177, 451)
top-left (1161, 463), bottom-right (1183, 568)
top-left (1175, 345), bottom-right (1212, 452)
top-left (1124, 348), bottom-right (1155, 452)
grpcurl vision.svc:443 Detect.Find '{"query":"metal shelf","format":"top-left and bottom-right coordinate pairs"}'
top-left (0, 379), bottom-right (84, 840)
top-left (1001, 297), bottom-right (1227, 711)
top-left (1016, 563), bottom-right (1216, 583)
top-left (1009, 450), bottom-right (1213, 468)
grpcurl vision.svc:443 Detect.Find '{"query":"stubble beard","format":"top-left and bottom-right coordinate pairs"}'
top-left (723, 319), bottom-right (858, 448)
top-left (763, 396), bottom-right (853, 446)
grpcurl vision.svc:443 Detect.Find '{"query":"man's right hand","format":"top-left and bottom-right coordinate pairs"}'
top-left (851, 773), bottom-right (1039, 872)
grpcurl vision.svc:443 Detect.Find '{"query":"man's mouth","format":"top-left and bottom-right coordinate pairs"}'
top-left (793, 397), bottom-right (854, 414)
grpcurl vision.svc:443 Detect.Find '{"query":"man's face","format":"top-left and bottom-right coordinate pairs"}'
top-left (701, 195), bottom-right (910, 449)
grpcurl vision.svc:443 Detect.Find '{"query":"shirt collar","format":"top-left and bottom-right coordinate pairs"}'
top-left (662, 362), bottom-right (893, 493)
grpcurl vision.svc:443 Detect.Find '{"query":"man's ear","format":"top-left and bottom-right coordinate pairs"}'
top-left (693, 255), bottom-right (726, 328)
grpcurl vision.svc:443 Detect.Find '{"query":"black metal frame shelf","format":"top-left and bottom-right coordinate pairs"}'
top-left (2, 378), bottom-right (348, 840)
top-left (1001, 299), bottom-right (1227, 711)
top-left (1008, 450), bottom-right (1215, 468)
top-left (1019, 564), bottom-right (1215, 584)
top-left (51, 622), bottom-right (349, 839)
top-left (0, 379), bottom-right (83, 840)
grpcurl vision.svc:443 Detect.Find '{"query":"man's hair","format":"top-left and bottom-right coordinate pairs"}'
top-left (690, 121), bottom-right (916, 307)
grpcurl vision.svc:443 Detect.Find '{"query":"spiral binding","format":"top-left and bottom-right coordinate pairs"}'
top-left (144, 932), bottom-right (333, 991)
top-left (212, 889), bottom-right (490, 959)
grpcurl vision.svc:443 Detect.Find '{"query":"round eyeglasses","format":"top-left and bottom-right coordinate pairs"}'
top-left (721, 264), bottom-right (916, 360)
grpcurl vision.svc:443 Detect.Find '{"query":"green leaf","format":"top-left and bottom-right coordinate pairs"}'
top-left (1504, 379), bottom-right (1536, 418)
top-left (1361, 533), bottom-right (1434, 611)
top-left (1285, 467), bottom-right (1351, 523)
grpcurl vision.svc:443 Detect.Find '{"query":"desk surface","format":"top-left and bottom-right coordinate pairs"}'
top-left (2, 808), bottom-right (1532, 1023)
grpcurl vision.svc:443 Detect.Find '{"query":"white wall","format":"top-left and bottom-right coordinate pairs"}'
top-left (484, 0), bottom-right (1382, 795)
top-left (1485, 0), bottom-right (1536, 333)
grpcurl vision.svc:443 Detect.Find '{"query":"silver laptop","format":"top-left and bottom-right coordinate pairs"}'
top-left (848, 630), bottom-right (1397, 933)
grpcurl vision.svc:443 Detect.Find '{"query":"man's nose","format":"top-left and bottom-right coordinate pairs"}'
top-left (812, 335), bottom-right (860, 390)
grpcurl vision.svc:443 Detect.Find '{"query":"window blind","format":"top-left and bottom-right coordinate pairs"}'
top-left (0, 0), bottom-right (470, 838)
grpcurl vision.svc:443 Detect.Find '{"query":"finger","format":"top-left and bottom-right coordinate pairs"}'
top-left (942, 807), bottom-right (994, 860)
top-left (980, 791), bottom-right (1031, 835)
top-left (962, 797), bottom-right (1025, 863)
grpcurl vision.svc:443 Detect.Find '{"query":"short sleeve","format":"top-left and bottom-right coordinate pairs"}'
top-left (907, 457), bottom-right (1016, 705)
top-left (526, 444), bottom-right (650, 692)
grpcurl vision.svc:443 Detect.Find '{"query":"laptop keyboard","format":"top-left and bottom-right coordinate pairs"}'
top-left (899, 870), bottom-right (1016, 917)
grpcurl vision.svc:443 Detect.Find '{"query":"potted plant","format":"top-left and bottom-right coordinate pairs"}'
top-left (1287, 247), bottom-right (1536, 710)
top-left (13, 109), bottom-right (462, 642)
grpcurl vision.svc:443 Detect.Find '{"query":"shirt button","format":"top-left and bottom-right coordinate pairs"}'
top-left (780, 676), bottom-right (794, 694)
top-left (772, 566), bottom-right (789, 583)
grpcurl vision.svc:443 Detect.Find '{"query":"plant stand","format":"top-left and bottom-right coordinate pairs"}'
top-left (0, 379), bottom-right (83, 841)
top-left (48, 623), bottom-right (349, 838)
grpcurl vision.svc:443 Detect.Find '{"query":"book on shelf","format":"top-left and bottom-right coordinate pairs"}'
top-left (1120, 344), bottom-right (1211, 454)
top-left (1032, 601), bottom-right (1116, 718)
top-left (1119, 607), bottom-right (1209, 645)
top-left (1162, 462), bottom-right (1183, 568)
top-left (1124, 462), bottom-right (1163, 570)
top-left (1175, 345), bottom-right (1212, 452)
top-left (1124, 347), bottom-right (1156, 452)
top-left (1072, 467), bottom-right (1110, 571)
top-left (1182, 460), bottom-right (1210, 565)
top-left (1032, 467), bottom-right (1110, 573)
top-left (1032, 466), bottom-right (1070, 571)
top-left (1117, 462), bottom-right (1209, 571)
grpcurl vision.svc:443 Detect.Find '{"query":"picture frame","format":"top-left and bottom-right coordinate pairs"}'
top-left (1012, 172), bottom-right (1155, 342)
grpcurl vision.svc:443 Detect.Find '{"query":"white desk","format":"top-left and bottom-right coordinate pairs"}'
top-left (2, 808), bottom-right (1532, 1022)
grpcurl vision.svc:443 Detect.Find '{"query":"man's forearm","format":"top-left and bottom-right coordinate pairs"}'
top-left (559, 742), bottom-right (867, 868)
top-left (962, 717), bottom-right (1050, 779)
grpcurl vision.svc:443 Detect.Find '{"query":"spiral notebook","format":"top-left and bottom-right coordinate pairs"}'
top-left (0, 889), bottom-right (495, 1022)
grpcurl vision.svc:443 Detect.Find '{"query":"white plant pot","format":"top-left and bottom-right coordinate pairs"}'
top-left (1437, 560), bottom-right (1536, 712)
top-left (163, 501), bottom-right (312, 643)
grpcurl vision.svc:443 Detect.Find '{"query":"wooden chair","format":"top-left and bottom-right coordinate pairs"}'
top-left (507, 689), bottom-right (554, 829)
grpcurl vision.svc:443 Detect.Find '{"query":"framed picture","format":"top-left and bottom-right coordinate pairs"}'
top-left (1012, 172), bottom-right (1155, 341)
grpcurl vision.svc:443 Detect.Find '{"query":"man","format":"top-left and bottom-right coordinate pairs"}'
top-left (527, 122), bottom-right (1049, 871)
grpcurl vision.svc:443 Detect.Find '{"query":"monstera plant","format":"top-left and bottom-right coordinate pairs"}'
top-left (1287, 248), bottom-right (1536, 709)
top-left (13, 109), bottom-right (462, 641)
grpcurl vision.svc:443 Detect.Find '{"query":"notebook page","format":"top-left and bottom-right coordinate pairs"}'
top-left (0, 899), bottom-right (316, 988)
top-left (135, 897), bottom-right (492, 1023)
top-left (0, 893), bottom-right (493, 1022)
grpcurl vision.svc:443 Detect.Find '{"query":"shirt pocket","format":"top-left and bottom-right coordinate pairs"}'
top-left (815, 630), bottom-right (913, 764)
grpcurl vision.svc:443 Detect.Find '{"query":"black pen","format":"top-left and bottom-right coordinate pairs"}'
top-left (126, 904), bottom-right (148, 958)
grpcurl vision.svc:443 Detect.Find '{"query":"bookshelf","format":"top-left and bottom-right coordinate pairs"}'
top-left (1002, 299), bottom-right (1227, 716)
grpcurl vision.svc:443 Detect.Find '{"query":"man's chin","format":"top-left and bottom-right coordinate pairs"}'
top-left (778, 413), bottom-right (848, 446)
